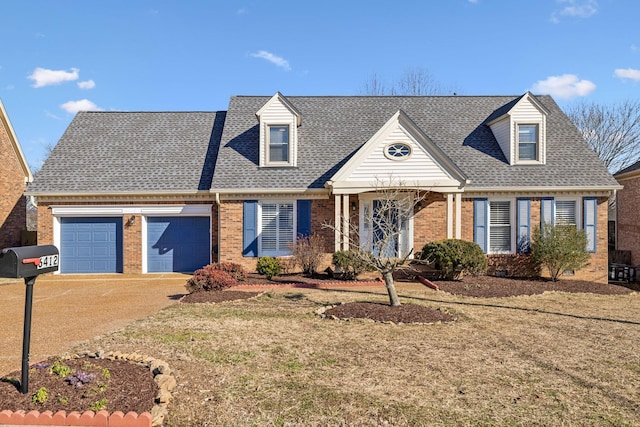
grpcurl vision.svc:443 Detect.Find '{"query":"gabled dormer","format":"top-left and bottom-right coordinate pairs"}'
top-left (255, 92), bottom-right (301, 167)
top-left (487, 92), bottom-right (550, 165)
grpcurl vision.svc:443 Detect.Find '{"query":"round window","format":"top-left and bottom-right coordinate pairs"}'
top-left (384, 143), bottom-right (412, 160)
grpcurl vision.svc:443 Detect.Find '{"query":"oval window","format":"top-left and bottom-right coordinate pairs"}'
top-left (384, 143), bottom-right (412, 160)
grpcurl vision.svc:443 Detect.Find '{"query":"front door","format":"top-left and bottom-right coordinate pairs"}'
top-left (360, 197), bottom-right (413, 258)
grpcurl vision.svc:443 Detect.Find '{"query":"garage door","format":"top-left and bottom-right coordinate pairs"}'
top-left (147, 216), bottom-right (210, 273)
top-left (60, 217), bottom-right (123, 273)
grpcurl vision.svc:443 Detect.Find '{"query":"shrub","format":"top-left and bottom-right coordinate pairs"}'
top-left (185, 264), bottom-right (237, 293)
top-left (292, 234), bottom-right (325, 275)
top-left (332, 250), bottom-right (375, 280)
top-left (420, 239), bottom-right (487, 279)
top-left (215, 262), bottom-right (247, 281)
top-left (256, 256), bottom-right (282, 280)
top-left (531, 223), bottom-right (590, 281)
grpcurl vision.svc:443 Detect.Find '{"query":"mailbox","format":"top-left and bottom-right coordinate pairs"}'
top-left (0, 245), bottom-right (59, 278)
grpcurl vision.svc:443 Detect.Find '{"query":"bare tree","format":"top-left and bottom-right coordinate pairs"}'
top-left (565, 99), bottom-right (640, 172)
top-left (326, 180), bottom-right (427, 306)
top-left (359, 67), bottom-right (457, 96)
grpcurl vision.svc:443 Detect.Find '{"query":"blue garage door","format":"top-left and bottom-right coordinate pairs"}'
top-left (147, 216), bottom-right (210, 273)
top-left (60, 217), bottom-right (123, 273)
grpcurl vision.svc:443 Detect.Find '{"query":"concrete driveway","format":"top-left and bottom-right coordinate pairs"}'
top-left (0, 274), bottom-right (189, 375)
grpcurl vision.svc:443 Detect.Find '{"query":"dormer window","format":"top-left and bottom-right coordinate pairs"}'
top-left (517, 124), bottom-right (538, 161)
top-left (269, 125), bottom-right (290, 163)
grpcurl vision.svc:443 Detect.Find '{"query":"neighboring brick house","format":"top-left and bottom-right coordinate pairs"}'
top-left (613, 162), bottom-right (640, 265)
top-left (28, 93), bottom-right (619, 283)
top-left (0, 100), bottom-right (32, 249)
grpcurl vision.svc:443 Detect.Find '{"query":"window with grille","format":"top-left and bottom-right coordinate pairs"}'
top-left (261, 202), bottom-right (294, 255)
top-left (489, 201), bottom-right (511, 252)
top-left (517, 124), bottom-right (538, 161)
top-left (268, 125), bottom-right (290, 163)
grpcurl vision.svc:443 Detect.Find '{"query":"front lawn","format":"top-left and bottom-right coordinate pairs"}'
top-left (75, 280), bottom-right (639, 426)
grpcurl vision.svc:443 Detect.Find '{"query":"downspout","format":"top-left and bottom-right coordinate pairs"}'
top-left (215, 192), bottom-right (220, 263)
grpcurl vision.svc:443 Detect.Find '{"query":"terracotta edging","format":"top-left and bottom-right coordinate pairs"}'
top-left (0, 351), bottom-right (175, 427)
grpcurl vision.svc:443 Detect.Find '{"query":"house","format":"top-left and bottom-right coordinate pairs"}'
top-left (613, 161), bottom-right (640, 266)
top-left (0, 100), bottom-right (32, 249)
top-left (27, 93), bottom-right (620, 283)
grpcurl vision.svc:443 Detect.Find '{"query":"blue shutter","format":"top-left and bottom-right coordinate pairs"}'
top-left (243, 201), bottom-right (258, 257)
top-left (541, 198), bottom-right (555, 231)
top-left (517, 198), bottom-right (531, 254)
top-left (297, 200), bottom-right (312, 237)
top-left (474, 199), bottom-right (488, 253)
top-left (584, 198), bottom-right (597, 253)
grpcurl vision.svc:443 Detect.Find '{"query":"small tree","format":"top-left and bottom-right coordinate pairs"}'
top-left (324, 179), bottom-right (428, 306)
top-left (531, 223), bottom-right (591, 281)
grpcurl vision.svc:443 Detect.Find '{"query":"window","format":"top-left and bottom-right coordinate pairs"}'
top-left (268, 125), bottom-right (290, 163)
top-left (489, 201), bottom-right (511, 253)
top-left (517, 124), bottom-right (538, 161)
top-left (384, 142), bottom-right (412, 160)
top-left (555, 200), bottom-right (577, 226)
top-left (260, 202), bottom-right (294, 256)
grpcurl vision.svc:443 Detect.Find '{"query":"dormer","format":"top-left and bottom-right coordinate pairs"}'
top-left (487, 92), bottom-right (550, 165)
top-left (255, 92), bottom-right (301, 167)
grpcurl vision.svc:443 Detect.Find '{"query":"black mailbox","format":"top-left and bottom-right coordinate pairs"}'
top-left (0, 245), bottom-right (59, 278)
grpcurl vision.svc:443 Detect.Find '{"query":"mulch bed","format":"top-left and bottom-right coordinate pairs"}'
top-left (323, 302), bottom-right (454, 324)
top-left (181, 290), bottom-right (262, 304)
top-left (0, 357), bottom-right (156, 414)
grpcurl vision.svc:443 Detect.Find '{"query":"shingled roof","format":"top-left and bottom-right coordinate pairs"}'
top-left (29, 111), bottom-right (225, 194)
top-left (212, 95), bottom-right (618, 191)
top-left (29, 94), bottom-right (619, 195)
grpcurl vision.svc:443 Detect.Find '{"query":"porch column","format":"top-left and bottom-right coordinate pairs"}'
top-left (342, 194), bottom-right (350, 251)
top-left (447, 193), bottom-right (454, 239)
top-left (334, 194), bottom-right (341, 252)
top-left (455, 193), bottom-right (462, 239)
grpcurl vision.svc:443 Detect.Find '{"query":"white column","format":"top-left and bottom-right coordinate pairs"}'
top-left (334, 194), bottom-right (341, 252)
top-left (342, 194), bottom-right (350, 251)
top-left (447, 193), bottom-right (454, 239)
top-left (455, 193), bottom-right (462, 239)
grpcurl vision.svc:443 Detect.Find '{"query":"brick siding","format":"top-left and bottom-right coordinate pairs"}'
top-left (617, 175), bottom-right (640, 265)
top-left (0, 120), bottom-right (27, 249)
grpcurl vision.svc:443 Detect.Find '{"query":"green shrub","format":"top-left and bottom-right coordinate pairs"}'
top-left (531, 223), bottom-right (590, 281)
top-left (332, 250), bottom-right (375, 280)
top-left (32, 387), bottom-right (48, 404)
top-left (420, 239), bottom-right (487, 279)
top-left (256, 256), bottom-right (282, 280)
top-left (185, 264), bottom-right (237, 293)
top-left (292, 234), bottom-right (325, 275)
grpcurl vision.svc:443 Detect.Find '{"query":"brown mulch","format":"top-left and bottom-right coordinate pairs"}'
top-left (181, 290), bottom-right (262, 304)
top-left (324, 302), bottom-right (454, 323)
top-left (0, 357), bottom-right (156, 414)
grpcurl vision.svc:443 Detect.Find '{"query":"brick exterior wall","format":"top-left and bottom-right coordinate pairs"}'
top-left (617, 175), bottom-right (640, 266)
top-left (461, 196), bottom-right (610, 284)
top-left (413, 192), bottom-right (448, 251)
top-left (0, 119), bottom-right (27, 249)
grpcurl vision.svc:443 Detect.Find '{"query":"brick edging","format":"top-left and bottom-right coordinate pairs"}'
top-left (0, 351), bottom-right (175, 427)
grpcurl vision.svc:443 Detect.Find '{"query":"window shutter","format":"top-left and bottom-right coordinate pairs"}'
top-left (243, 201), bottom-right (258, 257)
top-left (584, 198), bottom-right (597, 252)
top-left (297, 200), bottom-right (312, 238)
top-left (517, 198), bottom-right (530, 254)
top-left (541, 198), bottom-right (554, 231)
top-left (474, 199), bottom-right (488, 253)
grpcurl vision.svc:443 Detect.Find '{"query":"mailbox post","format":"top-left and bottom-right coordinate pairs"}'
top-left (0, 245), bottom-right (59, 394)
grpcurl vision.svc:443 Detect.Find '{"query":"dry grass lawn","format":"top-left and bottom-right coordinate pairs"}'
top-left (76, 282), bottom-right (640, 426)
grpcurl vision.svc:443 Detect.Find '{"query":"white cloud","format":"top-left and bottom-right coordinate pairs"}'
top-left (550, 0), bottom-right (598, 23)
top-left (77, 80), bottom-right (95, 89)
top-left (530, 74), bottom-right (596, 99)
top-left (614, 68), bottom-right (640, 82)
top-left (250, 50), bottom-right (291, 71)
top-left (28, 67), bottom-right (79, 88)
top-left (60, 99), bottom-right (103, 114)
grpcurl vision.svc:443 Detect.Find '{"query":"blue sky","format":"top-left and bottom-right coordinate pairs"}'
top-left (1, 0), bottom-right (639, 170)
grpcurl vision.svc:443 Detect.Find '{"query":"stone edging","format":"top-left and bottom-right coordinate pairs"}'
top-left (0, 351), bottom-right (175, 427)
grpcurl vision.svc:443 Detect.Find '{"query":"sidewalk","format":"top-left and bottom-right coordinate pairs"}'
top-left (0, 274), bottom-right (189, 375)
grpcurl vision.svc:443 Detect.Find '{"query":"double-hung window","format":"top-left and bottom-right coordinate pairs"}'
top-left (517, 124), bottom-right (538, 161)
top-left (489, 201), bottom-right (512, 253)
top-left (555, 200), bottom-right (577, 227)
top-left (268, 125), bottom-right (290, 163)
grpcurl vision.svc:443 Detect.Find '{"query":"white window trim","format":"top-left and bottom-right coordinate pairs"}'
top-left (515, 122), bottom-right (543, 165)
top-left (487, 198), bottom-right (516, 255)
top-left (257, 200), bottom-right (297, 257)
top-left (262, 122), bottom-right (297, 167)
top-left (554, 197), bottom-right (582, 229)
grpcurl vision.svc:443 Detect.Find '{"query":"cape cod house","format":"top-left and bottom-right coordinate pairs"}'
top-left (0, 100), bottom-right (32, 249)
top-left (27, 93), bottom-right (620, 283)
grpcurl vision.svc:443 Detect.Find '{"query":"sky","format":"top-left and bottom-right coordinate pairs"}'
top-left (1, 0), bottom-right (639, 171)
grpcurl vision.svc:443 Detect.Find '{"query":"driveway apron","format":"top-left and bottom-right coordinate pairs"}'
top-left (0, 274), bottom-right (188, 375)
